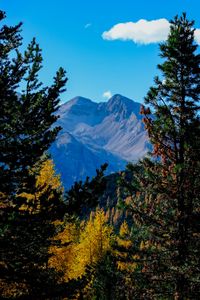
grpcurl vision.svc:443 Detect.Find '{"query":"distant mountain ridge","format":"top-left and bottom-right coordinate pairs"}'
top-left (50, 94), bottom-right (149, 189)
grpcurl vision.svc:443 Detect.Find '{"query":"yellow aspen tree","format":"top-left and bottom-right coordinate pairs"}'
top-left (71, 209), bottom-right (113, 279)
top-left (49, 221), bottom-right (79, 281)
top-left (18, 158), bottom-right (63, 212)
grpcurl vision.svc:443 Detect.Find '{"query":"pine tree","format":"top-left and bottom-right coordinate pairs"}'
top-left (0, 11), bottom-right (67, 196)
top-left (65, 163), bottom-right (108, 217)
top-left (0, 11), bottom-right (68, 299)
top-left (0, 158), bottom-right (67, 299)
top-left (121, 13), bottom-right (200, 299)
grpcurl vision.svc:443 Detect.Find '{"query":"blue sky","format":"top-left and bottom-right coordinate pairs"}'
top-left (1, 0), bottom-right (200, 103)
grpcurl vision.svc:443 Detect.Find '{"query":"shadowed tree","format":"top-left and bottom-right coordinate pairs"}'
top-left (120, 13), bottom-right (200, 299)
top-left (0, 11), bottom-right (70, 299)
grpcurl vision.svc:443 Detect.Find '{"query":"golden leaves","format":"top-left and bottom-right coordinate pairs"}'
top-left (49, 209), bottom-right (113, 281)
top-left (18, 159), bottom-right (63, 212)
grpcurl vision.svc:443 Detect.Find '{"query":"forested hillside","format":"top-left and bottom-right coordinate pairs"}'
top-left (0, 10), bottom-right (200, 300)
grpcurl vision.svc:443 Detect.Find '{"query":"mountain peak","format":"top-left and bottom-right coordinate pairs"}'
top-left (50, 93), bottom-right (149, 189)
top-left (58, 96), bottom-right (97, 115)
top-left (61, 96), bottom-right (94, 108)
top-left (69, 96), bottom-right (94, 105)
top-left (106, 94), bottom-right (141, 117)
top-left (108, 94), bottom-right (136, 104)
top-left (110, 93), bottom-right (125, 99)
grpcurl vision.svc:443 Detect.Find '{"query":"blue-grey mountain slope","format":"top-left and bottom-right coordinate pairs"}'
top-left (50, 94), bottom-right (149, 189)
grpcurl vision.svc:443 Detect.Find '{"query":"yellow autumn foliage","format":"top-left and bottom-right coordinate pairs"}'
top-left (49, 221), bottom-right (79, 281)
top-left (72, 209), bottom-right (113, 278)
top-left (49, 209), bottom-right (113, 281)
top-left (18, 159), bottom-right (63, 212)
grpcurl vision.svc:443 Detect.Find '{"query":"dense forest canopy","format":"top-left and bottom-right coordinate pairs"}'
top-left (0, 10), bottom-right (200, 300)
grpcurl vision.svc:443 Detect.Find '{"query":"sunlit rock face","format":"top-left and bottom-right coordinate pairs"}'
top-left (50, 94), bottom-right (149, 189)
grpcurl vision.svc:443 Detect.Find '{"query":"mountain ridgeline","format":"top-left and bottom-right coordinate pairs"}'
top-left (50, 94), bottom-right (149, 189)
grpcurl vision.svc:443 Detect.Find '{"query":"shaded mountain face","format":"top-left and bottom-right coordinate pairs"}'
top-left (50, 94), bottom-right (149, 189)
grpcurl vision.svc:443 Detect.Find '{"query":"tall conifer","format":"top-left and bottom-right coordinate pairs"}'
top-left (0, 11), bottom-right (68, 298)
top-left (0, 11), bottom-right (67, 195)
top-left (123, 13), bottom-right (200, 299)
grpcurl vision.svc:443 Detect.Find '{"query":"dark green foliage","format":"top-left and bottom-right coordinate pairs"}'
top-left (98, 172), bottom-right (122, 208)
top-left (86, 253), bottom-right (120, 300)
top-left (1, 10), bottom-right (200, 300)
top-left (0, 188), bottom-right (65, 299)
top-left (142, 13), bottom-right (200, 299)
top-left (120, 13), bottom-right (200, 299)
top-left (0, 11), bottom-right (67, 195)
top-left (65, 163), bottom-right (108, 216)
top-left (0, 11), bottom-right (68, 299)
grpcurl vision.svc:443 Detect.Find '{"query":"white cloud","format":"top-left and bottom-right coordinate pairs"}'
top-left (84, 23), bottom-right (92, 29)
top-left (102, 19), bottom-right (170, 44)
top-left (102, 18), bottom-right (200, 45)
top-left (103, 90), bottom-right (112, 99)
top-left (195, 29), bottom-right (200, 45)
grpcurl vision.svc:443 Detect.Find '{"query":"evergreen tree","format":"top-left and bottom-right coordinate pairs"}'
top-left (86, 253), bottom-right (119, 300)
top-left (121, 13), bottom-right (200, 299)
top-left (0, 11), bottom-right (68, 299)
top-left (0, 158), bottom-right (68, 299)
top-left (0, 11), bottom-right (67, 196)
top-left (65, 163), bottom-right (108, 217)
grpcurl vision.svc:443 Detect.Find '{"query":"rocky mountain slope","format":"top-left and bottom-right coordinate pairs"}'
top-left (50, 94), bottom-right (149, 189)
